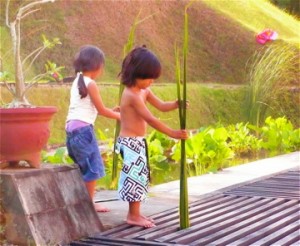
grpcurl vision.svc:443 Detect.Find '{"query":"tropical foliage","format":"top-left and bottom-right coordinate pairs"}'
top-left (44, 118), bottom-right (300, 189)
top-left (259, 116), bottom-right (300, 155)
top-left (172, 127), bottom-right (234, 175)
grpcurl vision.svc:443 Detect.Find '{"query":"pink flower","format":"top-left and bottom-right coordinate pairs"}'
top-left (256, 29), bottom-right (278, 45)
top-left (52, 72), bottom-right (59, 79)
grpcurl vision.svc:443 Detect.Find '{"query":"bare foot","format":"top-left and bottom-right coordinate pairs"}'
top-left (94, 203), bottom-right (110, 212)
top-left (141, 215), bottom-right (155, 223)
top-left (127, 215), bottom-right (156, 228)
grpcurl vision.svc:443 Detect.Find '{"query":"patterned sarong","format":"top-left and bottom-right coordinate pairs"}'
top-left (115, 137), bottom-right (150, 202)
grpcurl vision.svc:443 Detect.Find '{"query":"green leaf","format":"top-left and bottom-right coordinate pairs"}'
top-left (207, 150), bottom-right (216, 159)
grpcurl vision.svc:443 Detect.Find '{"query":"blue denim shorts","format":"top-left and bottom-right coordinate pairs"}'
top-left (66, 125), bottom-right (105, 182)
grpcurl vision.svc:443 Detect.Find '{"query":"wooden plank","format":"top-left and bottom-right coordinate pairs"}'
top-left (154, 197), bottom-right (277, 243)
top-left (71, 239), bottom-right (125, 246)
top-left (254, 180), bottom-right (300, 185)
top-left (100, 194), bottom-right (231, 237)
top-left (153, 196), bottom-right (267, 241)
top-left (271, 176), bottom-right (299, 180)
top-left (232, 181), bottom-right (300, 188)
top-left (71, 241), bottom-right (97, 246)
top-left (170, 198), bottom-right (285, 244)
top-left (115, 195), bottom-right (238, 239)
top-left (225, 193), bottom-right (299, 199)
top-left (227, 190), bottom-right (300, 197)
top-left (197, 202), bottom-right (300, 246)
top-left (250, 219), bottom-right (300, 245)
top-left (244, 184), bottom-right (300, 189)
top-left (173, 198), bottom-right (294, 245)
top-left (225, 173), bottom-right (300, 199)
top-left (271, 229), bottom-right (300, 246)
top-left (228, 187), bottom-right (300, 193)
top-left (78, 169), bottom-right (300, 245)
top-left (232, 210), bottom-right (300, 245)
top-left (229, 188), bottom-right (300, 195)
top-left (73, 237), bottom-right (173, 246)
top-left (132, 196), bottom-right (256, 241)
top-left (87, 236), bottom-right (174, 246)
top-left (131, 198), bottom-right (250, 240)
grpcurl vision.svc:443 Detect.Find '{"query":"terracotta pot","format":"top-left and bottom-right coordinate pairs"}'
top-left (0, 106), bottom-right (57, 168)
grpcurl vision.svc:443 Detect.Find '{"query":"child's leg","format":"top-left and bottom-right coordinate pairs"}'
top-left (85, 180), bottom-right (109, 212)
top-left (126, 201), bottom-right (155, 228)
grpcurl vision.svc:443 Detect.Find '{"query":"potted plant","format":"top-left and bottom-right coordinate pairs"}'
top-left (0, 0), bottom-right (62, 168)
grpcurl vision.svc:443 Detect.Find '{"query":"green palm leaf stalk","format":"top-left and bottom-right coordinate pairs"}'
top-left (177, 2), bottom-right (194, 229)
top-left (111, 11), bottom-right (155, 189)
top-left (175, 45), bottom-right (182, 123)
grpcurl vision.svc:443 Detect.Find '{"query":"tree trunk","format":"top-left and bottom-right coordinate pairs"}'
top-left (10, 18), bottom-right (28, 106)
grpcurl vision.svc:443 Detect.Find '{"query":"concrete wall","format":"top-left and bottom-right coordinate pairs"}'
top-left (0, 165), bottom-right (103, 245)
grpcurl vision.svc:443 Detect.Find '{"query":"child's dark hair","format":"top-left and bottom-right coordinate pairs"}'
top-left (119, 46), bottom-right (161, 87)
top-left (73, 45), bottom-right (105, 98)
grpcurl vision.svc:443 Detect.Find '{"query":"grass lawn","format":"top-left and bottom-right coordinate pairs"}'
top-left (1, 83), bottom-right (298, 145)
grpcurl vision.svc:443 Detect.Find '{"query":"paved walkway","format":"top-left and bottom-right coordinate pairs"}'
top-left (95, 151), bottom-right (299, 230)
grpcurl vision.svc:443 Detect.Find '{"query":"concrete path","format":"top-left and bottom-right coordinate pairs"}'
top-left (95, 151), bottom-right (299, 230)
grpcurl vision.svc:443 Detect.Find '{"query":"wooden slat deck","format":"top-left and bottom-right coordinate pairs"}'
top-left (224, 168), bottom-right (300, 199)
top-left (70, 168), bottom-right (300, 246)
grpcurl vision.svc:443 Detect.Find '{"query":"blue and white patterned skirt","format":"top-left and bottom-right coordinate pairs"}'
top-left (116, 137), bottom-right (150, 202)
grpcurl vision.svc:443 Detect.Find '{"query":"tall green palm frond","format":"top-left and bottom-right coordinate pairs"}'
top-left (177, 1), bottom-right (194, 229)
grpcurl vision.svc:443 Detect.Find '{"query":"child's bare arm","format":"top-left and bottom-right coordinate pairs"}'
top-left (133, 94), bottom-right (188, 139)
top-left (146, 89), bottom-right (178, 112)
top-left (88, 82), bottom-right (120, 120)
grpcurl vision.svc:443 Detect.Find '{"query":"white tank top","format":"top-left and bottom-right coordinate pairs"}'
top-left (66, 74), bottom-right (97, 124)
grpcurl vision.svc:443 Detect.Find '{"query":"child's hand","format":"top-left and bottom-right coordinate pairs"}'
top-left (112, 106), bottom-right (120, 112)
top-left (176, 100), bottom-right (189, 109)
top-left (171, 129), bottom-right (189, 140)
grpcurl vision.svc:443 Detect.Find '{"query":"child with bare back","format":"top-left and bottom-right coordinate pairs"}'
top-left (116, 46), bottom-right (188, 228)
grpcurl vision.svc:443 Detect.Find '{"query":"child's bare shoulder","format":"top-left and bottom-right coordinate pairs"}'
top-left (122, 88), bottom-right (138, 104)
top-left (123, 88), bottom-right (135, 99)
top-left (124, 87), bottom-right (140, 97)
